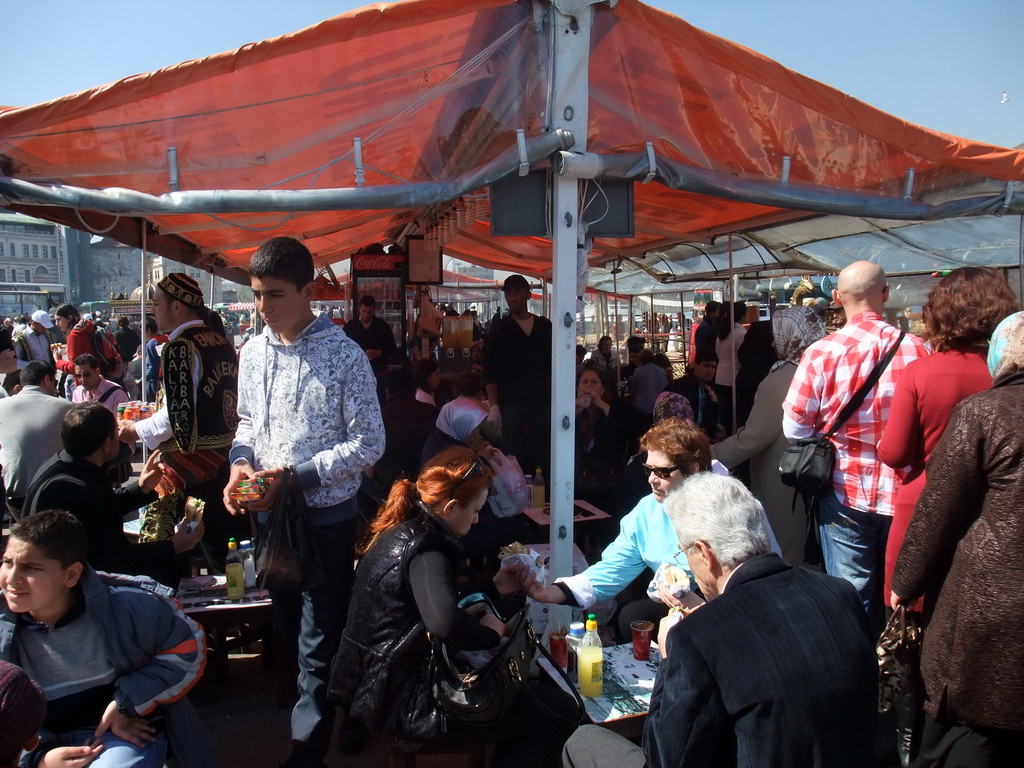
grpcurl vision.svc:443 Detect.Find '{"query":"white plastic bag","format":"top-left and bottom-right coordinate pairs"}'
top-left (482, 450), bottom-right (530, 518)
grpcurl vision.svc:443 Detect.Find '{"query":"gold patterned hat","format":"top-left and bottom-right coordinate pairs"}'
top-left (157, 273), bottom-right (204, 307)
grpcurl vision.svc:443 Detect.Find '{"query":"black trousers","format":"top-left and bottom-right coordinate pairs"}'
top-left (913, 711), bottom-right (1024, 768)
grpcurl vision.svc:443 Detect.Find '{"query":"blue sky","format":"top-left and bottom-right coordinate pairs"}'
top-left (5, 0), bottom-right (1022, 148)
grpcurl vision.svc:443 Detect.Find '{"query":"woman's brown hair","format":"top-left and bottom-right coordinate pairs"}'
top-left (923, 267), bottom-right (1021, 352)
top-left (640, 417), bottom-right (712, 473)
top-left (359, 446), bottom-right (492, 553)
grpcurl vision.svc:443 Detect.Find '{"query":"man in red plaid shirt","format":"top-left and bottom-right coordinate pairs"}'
top-left (782, 261), bottom-right (927, 628)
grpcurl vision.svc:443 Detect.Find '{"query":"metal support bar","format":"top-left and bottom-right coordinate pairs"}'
top-left (353, 137), bottom-right (365, 187)
top-left (642, 142), bottom-right (657, 184)
top-left (516, 129), bottom-right (530, 177)
top-left (167, 147), bottom-right (179, 192)
top-left (547, 0), bottom-right (595, 623)
top-left (0, 130), bottom-right (575, 214)
top-left (139, 221), bottom-right (149, 463)
top-left (903, 167), bottom-right (915, 199)
top-left (780, 155), bottom-right (790, 185)
top-left (999, 181), bottom-right (1014, 215)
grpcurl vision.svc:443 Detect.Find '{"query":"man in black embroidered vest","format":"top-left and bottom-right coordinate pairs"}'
top-left (118, 272), bottom-right (248, 567)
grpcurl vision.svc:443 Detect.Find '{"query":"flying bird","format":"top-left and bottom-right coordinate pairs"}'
top-left (1001, 92), bottom-right (1010, 103)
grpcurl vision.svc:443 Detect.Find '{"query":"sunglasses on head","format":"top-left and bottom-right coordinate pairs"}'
top-left (643, 463), bottom-right (681, 480)
top-left (453, 457), bottom-right (485, 489)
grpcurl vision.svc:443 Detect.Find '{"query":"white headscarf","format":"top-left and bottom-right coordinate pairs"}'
top-left (436, 396), bottom-right (488, 441)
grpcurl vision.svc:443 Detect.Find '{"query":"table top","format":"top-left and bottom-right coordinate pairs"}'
top-left (523, 499), bottom-right (611, 528)
top-left (539, 642), bottom-right (660, 724)
top-left (176, 575), bottom-right (271, 614)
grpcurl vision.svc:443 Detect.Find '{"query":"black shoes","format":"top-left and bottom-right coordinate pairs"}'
top-left (337, 719), bottom-right (370, 756)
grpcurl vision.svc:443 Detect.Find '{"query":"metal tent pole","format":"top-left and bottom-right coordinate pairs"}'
top-left (548, 0), bottom-right (599, 605)
top-left (139, 221), bottom-right (148, 462)
top-left (728, 234), bottom-right (737, 432)
top-left (612, 269), bottom-right (620, 386)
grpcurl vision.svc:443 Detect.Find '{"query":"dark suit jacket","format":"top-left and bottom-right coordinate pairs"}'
top-left (643, 553), bottom-right (877, 768)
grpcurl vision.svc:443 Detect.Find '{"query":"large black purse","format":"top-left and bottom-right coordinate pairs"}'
top-left (429, 593), bottom-right (584, 726)
top-left (779, 332), bottom-right (904, 559)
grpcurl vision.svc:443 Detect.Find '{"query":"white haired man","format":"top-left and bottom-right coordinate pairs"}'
top-left (563, 473), bottom-right (877, 768)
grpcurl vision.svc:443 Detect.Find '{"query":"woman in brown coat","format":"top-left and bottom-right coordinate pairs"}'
top-left (891, 311), bottom-right (1024, 767)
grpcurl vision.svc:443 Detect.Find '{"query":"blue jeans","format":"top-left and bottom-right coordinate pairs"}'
top-left (270, 510), bottom-right (357, 768)
top-left (818, 489), bottom-right (891, 634)
top-left (51, 730), bottom-right (167, 768)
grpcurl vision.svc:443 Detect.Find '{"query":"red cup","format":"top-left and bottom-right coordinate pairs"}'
top-left (631, 620), bottom-right (654, 661)
top-left (549, 633), bottom-right (568, 669)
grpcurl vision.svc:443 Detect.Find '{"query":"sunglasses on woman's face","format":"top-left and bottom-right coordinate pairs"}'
top-left (643, 464), bottom-right (680, 480)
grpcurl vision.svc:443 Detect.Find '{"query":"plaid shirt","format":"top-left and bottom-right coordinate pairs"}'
top-left (783, 312), bottom-right (928, 516)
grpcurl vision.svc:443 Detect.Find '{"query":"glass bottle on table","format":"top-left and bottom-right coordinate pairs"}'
top-left (578, 614), bottom-right (603, 697)
top-left (532, 467), bottom-right (546, 508)
top-left (225, 538), bottom-right (244, 600)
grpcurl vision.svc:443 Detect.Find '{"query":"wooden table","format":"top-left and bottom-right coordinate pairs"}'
top-left (524, 500), bottom-right (611, 557)
top-left (177, 576), bottom-right (291, 706)
top-left (539, 642), bottom-right (660, 737)
top-left (523, 499), bottom-right (611, 529)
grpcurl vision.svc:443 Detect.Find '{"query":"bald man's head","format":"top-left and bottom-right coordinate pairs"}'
top-left (835, 261), bottom-right (888, 313)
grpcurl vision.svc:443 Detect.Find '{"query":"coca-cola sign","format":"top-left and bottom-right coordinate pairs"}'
top-left (352, 253), bottom-right (404, 271)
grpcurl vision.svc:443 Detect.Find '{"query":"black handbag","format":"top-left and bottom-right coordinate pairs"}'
top-left (429, 593), bottom-right (584, 726)
top-left (779, 332), bottom-right (905, 560)
top-left (254, 467), bottom-right (327, 592)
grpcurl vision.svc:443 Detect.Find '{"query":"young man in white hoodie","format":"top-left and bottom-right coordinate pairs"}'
top-left (224, 237), bottom-right (384, 768)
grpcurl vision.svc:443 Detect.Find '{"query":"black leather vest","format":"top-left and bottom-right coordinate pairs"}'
top-left (159, 324), bottom-right (238, 453)
top-left (329, 504), bottom-right (462, 741)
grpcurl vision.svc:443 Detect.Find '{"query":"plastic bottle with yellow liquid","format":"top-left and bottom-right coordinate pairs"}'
top-left (225, 538), bottom-right (245, 600)
top-left (578, 614), bottom-right (603, 697)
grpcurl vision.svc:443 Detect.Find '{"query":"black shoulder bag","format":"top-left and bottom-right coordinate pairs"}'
top-left (429, 593), bottom-right (585, 727)
top-left (779, 332), bottom-right (905, 562)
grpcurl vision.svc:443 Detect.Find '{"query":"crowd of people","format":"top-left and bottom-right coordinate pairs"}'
top-left (1, 249), bottom-right (1023, 768)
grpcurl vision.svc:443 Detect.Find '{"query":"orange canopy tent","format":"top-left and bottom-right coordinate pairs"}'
top-left (5, 0), bottom-right (1021, 583)
top-left (1, 0), bottom-right (1021, 289)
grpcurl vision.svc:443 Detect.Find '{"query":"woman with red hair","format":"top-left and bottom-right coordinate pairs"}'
top-left (331, 446), bottom-right (577, 766)
top-left (878, 267), bottom-right (1020, 605)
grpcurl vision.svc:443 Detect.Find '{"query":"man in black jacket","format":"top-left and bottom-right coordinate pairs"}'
top-left (666, 348), bottom-right (723, 439)
top-left (563, 473), bottom-right (877, 768)
top-left (22, 402), bottom-right (203, 585)
top-left (481, 274), bottom-right (552, 477)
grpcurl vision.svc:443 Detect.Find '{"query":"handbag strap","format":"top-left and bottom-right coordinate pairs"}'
top-left (528, 631), bottom-right (588, 725)
top-left (824, 331), bottom-right (905, 439)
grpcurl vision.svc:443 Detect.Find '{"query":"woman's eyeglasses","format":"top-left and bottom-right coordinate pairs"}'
top-left (643, 463), bottom-right (680, 480)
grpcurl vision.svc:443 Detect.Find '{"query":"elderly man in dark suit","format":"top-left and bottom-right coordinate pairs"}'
top-left (563, 472), bottom-right (877, 768)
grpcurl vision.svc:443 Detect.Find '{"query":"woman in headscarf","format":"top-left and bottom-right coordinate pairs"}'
top-left (420, 370), bottom-right (525, 556)
top-left (713, 305), bottom-right (826, 565)
top-left (891, 312), bottom-right (1024, 766)
top-left (878, 267), bottom-right (1019, 607)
